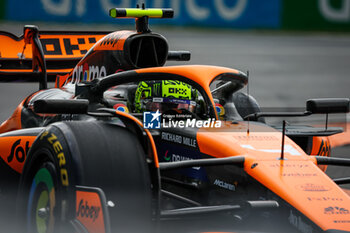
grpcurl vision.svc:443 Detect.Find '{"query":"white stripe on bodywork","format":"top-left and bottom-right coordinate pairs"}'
top-left (241, 144), bottom-right (301, 156)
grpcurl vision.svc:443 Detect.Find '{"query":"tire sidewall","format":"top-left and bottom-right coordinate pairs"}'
top-left (17, 126), bottom-right (76, 233)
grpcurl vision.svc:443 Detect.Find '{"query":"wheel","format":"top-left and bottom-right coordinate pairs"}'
top-left (17, 125), bottom-right (77, 233)
top-left (17, 121), bottom-right (155, 233)
top-left (26, 162), bottom-right (62, 233)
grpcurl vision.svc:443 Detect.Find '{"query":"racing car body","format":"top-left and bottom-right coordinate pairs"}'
top-left (0, 7), bottom-right (350, 233)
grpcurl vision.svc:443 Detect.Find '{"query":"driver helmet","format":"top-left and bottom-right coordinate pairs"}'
top-left (134, 80), bottom-right (198, 113)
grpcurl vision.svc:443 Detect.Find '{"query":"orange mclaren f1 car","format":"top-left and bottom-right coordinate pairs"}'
top-left (0, 7), bottom-right (350, 233)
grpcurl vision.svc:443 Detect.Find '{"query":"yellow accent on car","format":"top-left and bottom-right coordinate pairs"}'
top-left (126, 9), bottom-right (163, 18)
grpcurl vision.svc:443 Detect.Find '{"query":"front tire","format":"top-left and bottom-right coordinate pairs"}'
top-left (17, 121), bottom-right (154, 233)
top-left (17, 126), bottom-right (76, 233)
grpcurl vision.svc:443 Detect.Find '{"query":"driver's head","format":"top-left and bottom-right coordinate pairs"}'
top-left (134, 80), bottom-right (197, 113)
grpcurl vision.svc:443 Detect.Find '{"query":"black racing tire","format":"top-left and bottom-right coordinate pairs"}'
top-left (16, 125), bottom-right (78, 233)
top-left (17, 121), bottom-right (154, 233)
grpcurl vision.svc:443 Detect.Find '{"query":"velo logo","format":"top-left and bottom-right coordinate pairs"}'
top-left (143, 110), bottom-right (161, 129)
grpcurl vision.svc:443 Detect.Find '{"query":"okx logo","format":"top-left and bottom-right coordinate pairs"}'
top-left (143, 110), bottom-right (161, 129)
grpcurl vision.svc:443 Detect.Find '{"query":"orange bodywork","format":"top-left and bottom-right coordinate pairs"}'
top-left (0, 32), bottom-right (107, 77)
top-left (0, 33), bottom-right (106, 59)
top-left (76, 189), bottom-right (107, 233)
top-left (0, 40), bottom-right (348, 231)
top-left (135, 65), bottom-right (242, 96)
top-left (0, 136), bottom-right (36, 173)
top-left (328, 122), bottom-right (350, 148)
top-left (93, 30), bottom-right (134, 51)
top-left (0, 100), bottom-right (25, 134)
top-left (309, 136), bottom-right (330, 172)
top-left (53, 30), bottom-right (136, 86)
top-left (196, 122), bottom-right (350, 232)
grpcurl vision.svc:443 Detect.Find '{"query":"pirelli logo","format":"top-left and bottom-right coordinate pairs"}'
top-left (39, 35), bottom-right (106, 57)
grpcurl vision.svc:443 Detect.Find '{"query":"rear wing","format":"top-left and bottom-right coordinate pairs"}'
top-left (0, 26), bottom-right (109, 82)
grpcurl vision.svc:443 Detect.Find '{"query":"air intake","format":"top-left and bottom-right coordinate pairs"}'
top-left (125, 33), bottom-right (168, 68)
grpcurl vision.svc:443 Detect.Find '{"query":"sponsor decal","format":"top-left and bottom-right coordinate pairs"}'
top-left (282, 173), bottom-right (317, 177)
top-left (307, 196), bottom-right (343, 202)
top-left (99, 34), bottom-right (119, 47)
top-left (215, 103), bottom-right (225, 117)
top-left (164, 151), bottom-right (200, 170)
top-left (324, 206), bottom-right (349, 215)
top-left (161, 132), bottom-right (197, 148)
top-left (76, 188), bottom-right (106, 233)
top-left (113, 103), bottom-right (129, 113)
top-left (7, 139), bottom-right (29, 163)
top-left (334, 220), bottom-right (350, 223)
top-left (288, 210), bottom-right (313, 233)
top-left (40, 131), bottom-right (69, 186)
top-left (317, 139), bottom-right (330, 157)
top-left (143, 110), bottom-right (161, 129)
top-left (169, 87), bottom-right (188, 95)
top-left (213, 179), bottom-right (236, 191)
top-left (269, 163), bottom-right (309, 168)
top-left (296, 183), bottom-right (331, 192)
top-left (40, 37), bottom-right (97, 56)
top-left (233, 135), bottom-right (279, 141)
top-left (71, 64), bottom-right (107, 84)
top-left (241, 144), bottom-right (301, 156)
top-left (0, 137), bottom-right (35, 173)
top-left (164, 150), bottom-right (171, 161)
top-left (76, 199), bottom-right (101, 222)
top-left (97, 31), bottom-right (131, 49)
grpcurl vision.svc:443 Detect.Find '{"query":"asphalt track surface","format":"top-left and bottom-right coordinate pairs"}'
top-left (0, 22), bottom-right (350, 231)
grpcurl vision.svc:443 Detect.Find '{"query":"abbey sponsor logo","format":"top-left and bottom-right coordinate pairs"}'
top-left (213, 179), bottom-right (235, 191)
top-left (288, 210), bottom-right (313, 233)
top-left (71, 64), bottom-right (107, 84)
top-left (76, 199), bottom-right (101, 222)
top-left (296, 183), bottom-right (331, 192)
top-left (324, 206), bottom-right (349, 215)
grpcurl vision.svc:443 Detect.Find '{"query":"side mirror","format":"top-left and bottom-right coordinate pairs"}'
top-left (306, 98), bottom-right (350, 114)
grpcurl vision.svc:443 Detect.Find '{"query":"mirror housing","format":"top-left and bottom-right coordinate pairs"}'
top-left (306, 98), bottom-right (350, 114)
